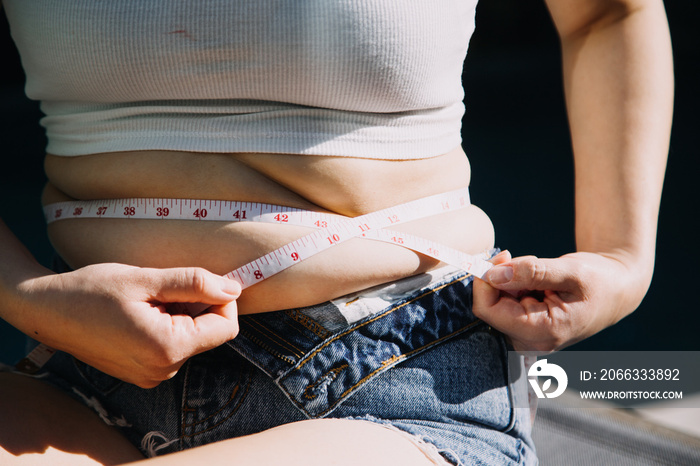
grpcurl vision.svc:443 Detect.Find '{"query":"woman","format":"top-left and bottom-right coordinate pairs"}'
top-left (0, 0), bottom-right (673, 464)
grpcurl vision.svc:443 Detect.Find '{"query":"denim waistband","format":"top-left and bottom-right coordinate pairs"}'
top-left (227, 265), bottom-right (486, 418)
top-left (49, 255), bottom-right (494, 419)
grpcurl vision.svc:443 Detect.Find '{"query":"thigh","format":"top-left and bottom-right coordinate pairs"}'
top-left (0, 373), bottom-right (144, 465)
top-left (127, 419), bottom-right (445, 466)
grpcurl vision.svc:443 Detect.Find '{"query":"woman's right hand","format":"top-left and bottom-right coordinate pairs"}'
top-left (17, 263), bottom-right (241, 388)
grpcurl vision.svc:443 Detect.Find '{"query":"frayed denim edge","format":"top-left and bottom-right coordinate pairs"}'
top-left (346, 414), bottom-right (460, 466)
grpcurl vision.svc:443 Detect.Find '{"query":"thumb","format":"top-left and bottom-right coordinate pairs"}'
top-left (482, 255), bottom-right (581, 293)
top-left (148, 267), bottom-right (242, 304)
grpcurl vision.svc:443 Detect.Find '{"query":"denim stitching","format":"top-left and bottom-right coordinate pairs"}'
top-left (381, 354), bottom-right (405, 367)
top-left (243, 317), bottom-right (305, 358)
top-left (357, 325), bottom-right (517, 436)
top-left (186, 375), bottom-right (252, 438)
top-left (331, 320), bottom-right (484, 414)
top-left (293, 274), bottom-right (472, 372)
top-left (303, 364), bottom-right (349, 400)
top-left (181, 366), bottom-right (253, 438)
top-left (182, 384), bottom-right (240, 428)
top-left (177, 359), bottom-right (194, 450)
top-left (280, 319), bottom-right (484, 418)
top-left (239, 328), bottom-right (297, 365)
top-left (328, 322), bottom-right (516, 430)
top-left (495, 328), bottom-right (518, 434)
top-left (284, 309), bottom-right (331, 339)
top-left (516, 439), bottom-right (524, 465)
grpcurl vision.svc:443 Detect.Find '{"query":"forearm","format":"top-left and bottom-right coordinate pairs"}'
top-left (556, 1), bottom-right (673, 314)
top-left (0, 219), bottom-right (56, 336)
top-left (1, 218), bottom-right (242, 386)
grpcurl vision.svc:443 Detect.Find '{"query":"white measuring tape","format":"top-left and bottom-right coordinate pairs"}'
top-left (17, 188), bottom-right (493, 373)
top-left (44, 188), bottom-right (493, 286)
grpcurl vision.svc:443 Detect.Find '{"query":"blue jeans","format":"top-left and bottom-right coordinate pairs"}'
top-left (33, 263), bottom-right (537, 465)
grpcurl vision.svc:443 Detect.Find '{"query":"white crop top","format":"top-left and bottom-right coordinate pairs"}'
top-left (4, 0), bottom-right (478, 159)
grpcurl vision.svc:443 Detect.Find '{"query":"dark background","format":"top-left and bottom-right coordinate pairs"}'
top-left (1, 0), bottom-right (698, 364)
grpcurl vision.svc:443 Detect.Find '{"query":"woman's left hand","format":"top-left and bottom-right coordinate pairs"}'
top-left (472, 0), bottom-right (672, 352)
top-left (473, 250), bottom-right (643, 352)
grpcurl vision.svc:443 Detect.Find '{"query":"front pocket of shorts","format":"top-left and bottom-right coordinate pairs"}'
top-left (437, 327), bottom-right (514, 431)
top-left (179, 351), bottom-right (254, 444)
top-left (384, 325), bottom-right (513, 431)
top-left (334, 324), bottom-right (514, 432)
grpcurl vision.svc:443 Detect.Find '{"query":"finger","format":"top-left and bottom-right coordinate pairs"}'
top-left (148, 267), bottom-right (242, 304)
top-left (474, 294), bottom-right (555, 348)
top-left (489, 249), bottom-right (512, 266)
top-left (482, 255), bottom-right (582, 294)
top-left (172, 302), bottom-right (240, 355)
top-left (474, 287), bottom-right (526, 329)
top-left (472, 249), bottom-right (514, 307)
top-left (207, 300), bottom-right (240, 322)
top-left (472, 250), bottom-right (512, 308)
top-left (473, 269), bottom-right (501, 310)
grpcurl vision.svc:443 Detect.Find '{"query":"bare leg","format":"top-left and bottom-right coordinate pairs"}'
top-left (1, 373), bottom-right (446, 466)
top-left (124, 419), bottom-right (447, 466)
top-left (0, 373), bottom-right (144, 465)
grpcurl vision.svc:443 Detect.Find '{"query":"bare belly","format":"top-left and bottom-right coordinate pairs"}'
top-left (43, 147), bottom-right (494, 314)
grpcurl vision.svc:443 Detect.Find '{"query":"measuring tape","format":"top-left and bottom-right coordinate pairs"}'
top-left (44, 188), bottom-right (493, 285)
top-left (17, 188), bottom-right (493, 373)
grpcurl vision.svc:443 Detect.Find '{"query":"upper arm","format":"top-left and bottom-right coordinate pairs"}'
top-left (543, 0), bottom-right (651, 39)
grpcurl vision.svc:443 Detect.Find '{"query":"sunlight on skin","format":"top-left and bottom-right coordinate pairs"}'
top-left (121, 419), bottom-right (442, 466)
top-left (0, 374), bottom-right (144, 466)
top-left (7, 448), bottom-right (108, 466)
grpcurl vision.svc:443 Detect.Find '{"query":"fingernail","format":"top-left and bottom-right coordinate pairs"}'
top-left (220, 278), bottom-right (241, 296)
top-left (488, 266), bottom-right (513, 285)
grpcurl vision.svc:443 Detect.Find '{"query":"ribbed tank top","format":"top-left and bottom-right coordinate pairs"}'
top-left (4, 0), bottom-right (477, 159)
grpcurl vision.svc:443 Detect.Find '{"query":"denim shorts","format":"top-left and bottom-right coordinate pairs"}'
top-left (23, 262), bottom-right (537, 465)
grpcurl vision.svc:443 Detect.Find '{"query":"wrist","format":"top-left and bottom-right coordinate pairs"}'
top-left (574, 248), bottom-right (654, 324)
top-left (4, 269), bottom-right (60, 343)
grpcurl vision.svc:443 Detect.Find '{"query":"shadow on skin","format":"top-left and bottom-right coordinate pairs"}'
top-left (0, 373), bottom-right (144, 465)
